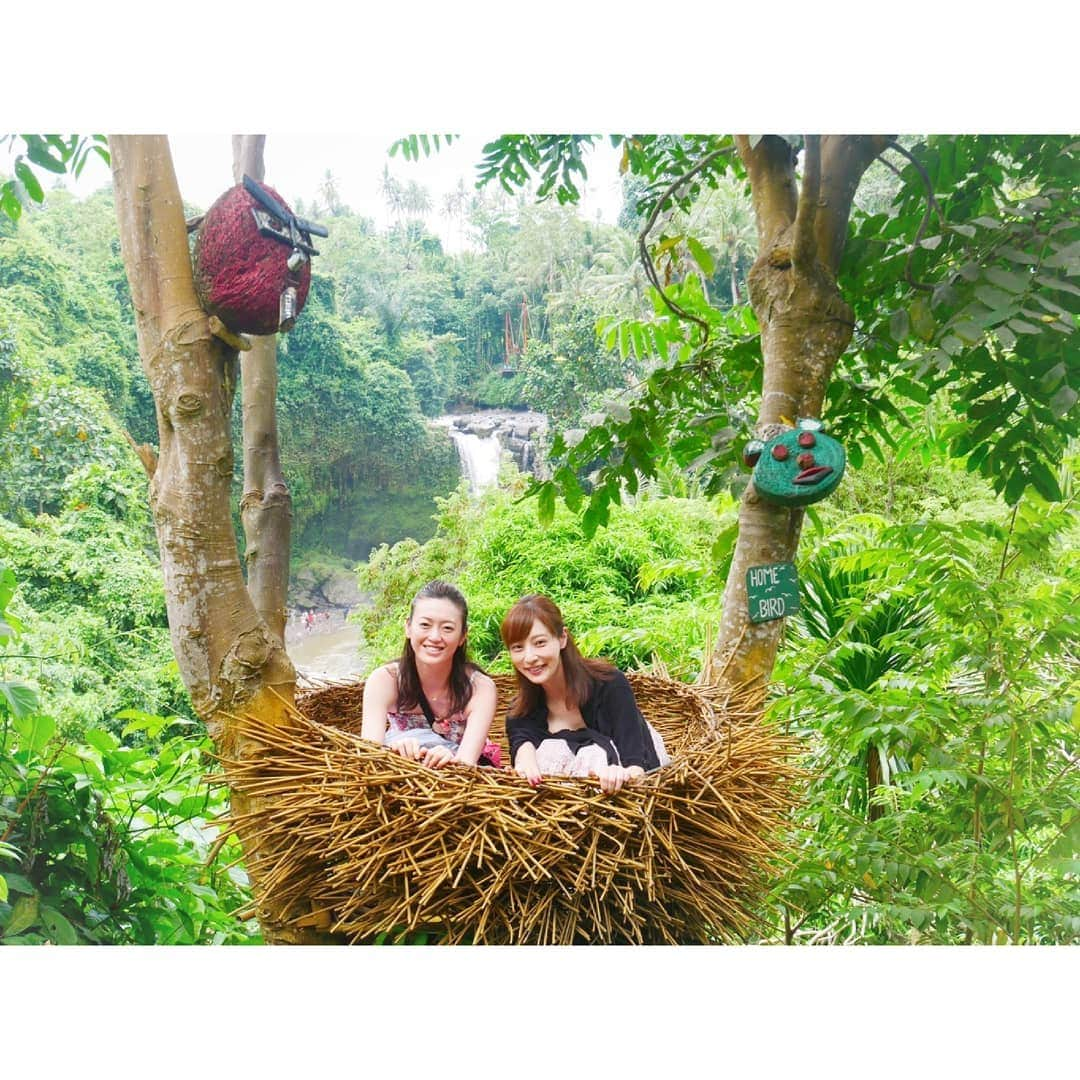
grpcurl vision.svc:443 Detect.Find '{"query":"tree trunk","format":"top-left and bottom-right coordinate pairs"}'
top-left (109, 135), bottom-right (314, 941)
top-left (232, 135), bottom-right (292, 645)
top-left (712, 135), bottom-right (892, 695)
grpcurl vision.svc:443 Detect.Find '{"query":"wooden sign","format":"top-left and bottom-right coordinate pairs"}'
top-left (746, 562), bottom-right (800, 623)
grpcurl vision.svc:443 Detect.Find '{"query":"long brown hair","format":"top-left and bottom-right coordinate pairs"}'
top-left (396, 580), bottom-right (477, 716)
top-left (499, 594), bottom-right (615, 718)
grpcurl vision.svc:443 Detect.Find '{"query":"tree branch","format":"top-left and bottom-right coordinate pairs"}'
top-left (885, 140), bottom-right (945, 294)
top-left (231, 134), bottom-right (292, 646)
top-left (637, 145), bottom-right (733, 339)
top-left (793, 135), bottom-right (822, 271)
top-left (736, 135), bottom-right (799, 253)
top-left (814, 135), bottom-right (895, 274)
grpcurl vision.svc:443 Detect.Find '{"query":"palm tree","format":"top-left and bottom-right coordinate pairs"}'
top-left (319, 169), bottom-right (345, 217)
top-left (402, 180), bottom-right (431, 222)
top-left (679, 175), bottom-right (757, 305)
top-left (584, 227), bottom-right (652, 318)
top-left (441, 177), bottom-right (469, 251)
top-left (379, 165), bottom-right (405, 224)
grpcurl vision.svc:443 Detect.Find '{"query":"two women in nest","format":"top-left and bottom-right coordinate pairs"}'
top-left (361, 582), bottom-right (670, 795)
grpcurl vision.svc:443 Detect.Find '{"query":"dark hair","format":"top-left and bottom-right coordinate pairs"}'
top-left (396, 580), bottom-right (477, 716)
top-left (499, 594), bottom-right (615, 717)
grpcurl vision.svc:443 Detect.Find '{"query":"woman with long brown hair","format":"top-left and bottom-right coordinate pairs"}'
top-left (499, 594), bottom-right (669, 794)
top-left (362, 580), bottom-right (498, 768)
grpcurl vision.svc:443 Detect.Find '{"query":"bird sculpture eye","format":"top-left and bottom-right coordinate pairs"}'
top-left (742, 440), bottom-right (765, 467)
top-left (797, 431), bottom-right (816, 448)
top-left (771, 444), bottom-right (789, 461)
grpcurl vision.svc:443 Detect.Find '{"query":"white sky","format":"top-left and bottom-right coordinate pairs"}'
top-left (26, 133), bottom-right (626, 252)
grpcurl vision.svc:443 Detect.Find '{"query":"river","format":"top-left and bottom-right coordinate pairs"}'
top-left (285, 608), bottom-right (367, 680)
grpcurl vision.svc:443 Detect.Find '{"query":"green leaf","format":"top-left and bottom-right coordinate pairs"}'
top-left (1027, 460), bottom-right (1063, 503)
top-left (85, 728), bottom-right (118, 753)
top-left (39, 905), bottom-right (78, 945)
top-left (555, 467), bottom-right (583, 513)
top-left (1038, 363), bottom-right (1067, 393)
top-left (984, 267), bottom-right (1030, 293)
top-left (0, 185), bottom-right (23, 221)
top-left (2, 874), bottom-right (35, 896)
top-left (685, 236), bottom-right (715, 277)
top-left (537, 483), bottom-right (555, 527)
top-left (995, 325), bottom-right (1017, 351)
top-left (22, 137), bottom-right (67, 174)
top-left (1007, 318), bottom-right (1041, 335)
top-left (973, 285), bottom-right (1015, 313)
top-left (1035, 273), bottom-right (1080, 298)
top-left (12, 712), bottom-right (55, 753)
top-left (1049, 385), bottom-right (1078, 419)
top-left (13, 159), bottom-right (44, 203)
top-left (4, 893), bottom-right (39, 936)
top-left (1000, 247), bottom-right (1039, 266)
top-left (910, 297), bottom-right (936, 341)
top-left (0, 680), bottom-right (39, 720)
top-left (889, 309), bottom-right (910, 343)
top-left (0, 877), bottom-right (6, 903)
top-left (1004, 466), bottom-right (1027, 505)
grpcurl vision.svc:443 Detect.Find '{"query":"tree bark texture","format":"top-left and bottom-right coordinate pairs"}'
top-left (110, 136), bottom-right (313, 942)
top-left (712, 135), bottom-right (892, 695)
top-left (232, 135), bottom-right (292, 645)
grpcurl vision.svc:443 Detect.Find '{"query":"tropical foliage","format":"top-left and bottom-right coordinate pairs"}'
top-left (1, 134), bottom-right (1075, 945)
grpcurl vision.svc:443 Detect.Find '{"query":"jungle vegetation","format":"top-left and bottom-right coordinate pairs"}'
top-left (0, 133), bottom-right (1076, 944)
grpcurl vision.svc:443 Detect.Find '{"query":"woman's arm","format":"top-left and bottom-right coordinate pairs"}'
top-left (513, 741), bottom-right (542, 787)
top-left (360, 666), bottom-right (397, 745)
top-left (595, 672), bottom-right (658, 772)
top-left (441, 672), bottom-right (496, 767)
top-left (590, 763), bottom-right (641, 794)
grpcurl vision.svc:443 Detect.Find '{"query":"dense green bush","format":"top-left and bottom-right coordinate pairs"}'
top-left (766, 493), bottom-right (1080, 944)
top-left (0, 566), bottom-right (256, 945)
top-left (357, 478), bottom-right (732, 680)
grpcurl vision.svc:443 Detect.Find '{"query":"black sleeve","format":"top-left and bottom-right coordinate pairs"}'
top-left (506, 712), bottom-right (549, 765)
top-left (592, 672), bottom-right (659, 771)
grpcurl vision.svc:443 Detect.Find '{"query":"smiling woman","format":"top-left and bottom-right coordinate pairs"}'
top-left (500, 594), bottom-right (670, 794)
top-left (360, 579), bottom-right (498, 768)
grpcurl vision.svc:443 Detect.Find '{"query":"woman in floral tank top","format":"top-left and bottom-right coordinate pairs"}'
top-left (361, 580), bottom-right (498, 768)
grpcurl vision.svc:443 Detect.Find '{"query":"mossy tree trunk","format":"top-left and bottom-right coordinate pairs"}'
top-left (713, 135), bottom-right (892, 697)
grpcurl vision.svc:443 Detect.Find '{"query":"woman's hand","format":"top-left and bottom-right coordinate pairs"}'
top-left (515, 761), bottom-right (542, 787)
top-left (423, 745), bottom-right (458, 769)
top-left (513, 743), bottom-right (543, 787)
top-left (590, 764), bottom-right (640, 795)
top-left (391, 738), bottom-right (426, 762)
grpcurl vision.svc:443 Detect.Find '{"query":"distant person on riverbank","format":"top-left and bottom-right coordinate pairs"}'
top-left (361, 580), bottom-right (499, 768)
top-left (500, 594), bottom-right (669, 794)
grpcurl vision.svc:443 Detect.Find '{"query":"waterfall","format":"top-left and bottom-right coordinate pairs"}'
top-left (435, 409), bottom-right (547, 493)
top-left (448, 430), bottom-right (502, 493)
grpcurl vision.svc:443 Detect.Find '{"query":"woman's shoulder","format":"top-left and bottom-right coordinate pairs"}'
top-left (588, 659), bottom-right (627, 688)
top-left (366, 663), bottom-right (399, 688)
top-left (591, 664), bottom-right (634, 702)
top-left (467, 668), bottom-right (496, 693)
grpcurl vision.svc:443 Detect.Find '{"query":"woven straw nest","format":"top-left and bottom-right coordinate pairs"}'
top-left (219, 673), bottom-right (799, 944)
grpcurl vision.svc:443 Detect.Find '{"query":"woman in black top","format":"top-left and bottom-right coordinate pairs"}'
top-left (499, 594), bottom-right (670, 794)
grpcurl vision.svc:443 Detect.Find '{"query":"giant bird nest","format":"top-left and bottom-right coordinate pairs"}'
top-left (218, 673), bottom-right (799, 944)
